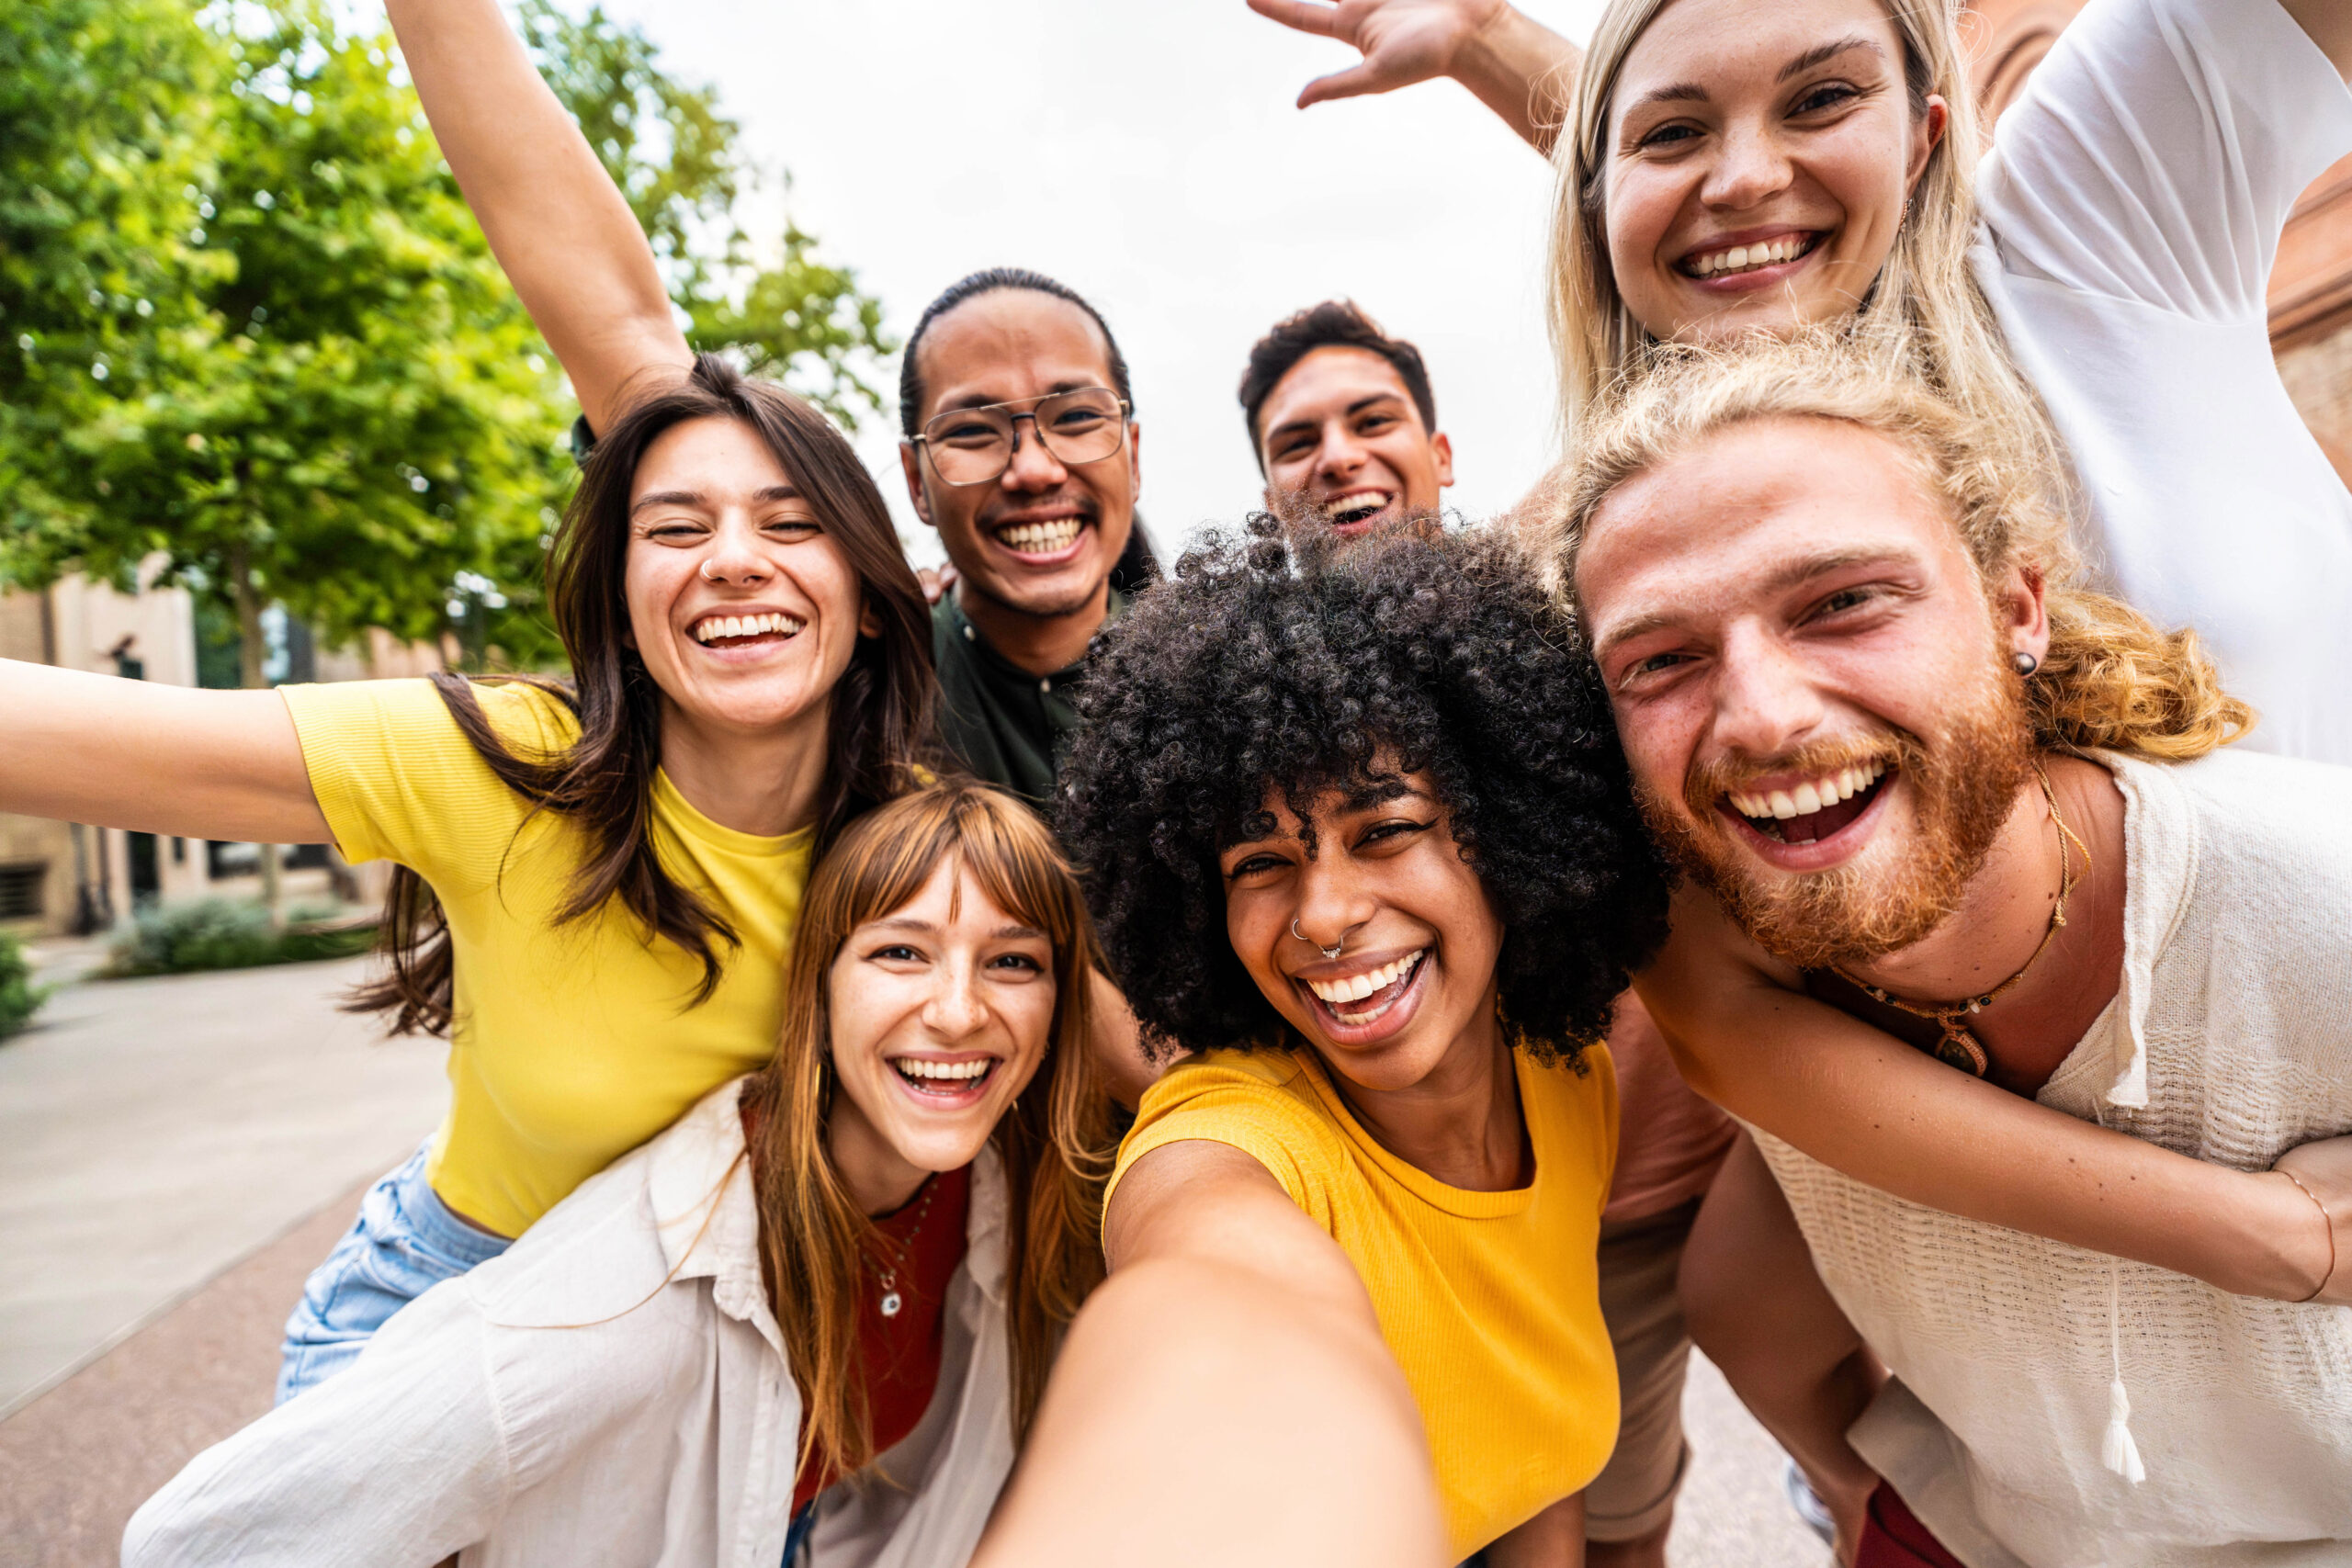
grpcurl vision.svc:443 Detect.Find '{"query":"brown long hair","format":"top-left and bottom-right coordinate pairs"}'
top-left (1553, 332), bottom-right (2256, 759)
top-left (738, 782), bottom-right (1113, 1477)
top-left (350, 356), bottom-right (935, 1034)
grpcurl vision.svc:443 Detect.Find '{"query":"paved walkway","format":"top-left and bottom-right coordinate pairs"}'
top-left (0, 954), bottom-right (447, 1417)
top-left (0, 957), bottom-right (1824, 1568)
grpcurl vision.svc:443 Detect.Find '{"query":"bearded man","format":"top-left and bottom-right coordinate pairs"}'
top-left (1557, 334), bottom-right (2352, 1568)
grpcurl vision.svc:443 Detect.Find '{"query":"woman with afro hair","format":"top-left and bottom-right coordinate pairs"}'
top-left (968, 521), bottom-right (1672, 1568)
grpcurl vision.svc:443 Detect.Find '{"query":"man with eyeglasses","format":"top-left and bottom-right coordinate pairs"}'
top-left (897, 266), bottom-right (1152, 807)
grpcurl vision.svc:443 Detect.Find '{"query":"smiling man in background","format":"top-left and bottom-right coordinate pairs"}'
top-left (898, 267), bottom-right (1149, 807)
top-left (1238, 299), bottom-right (1454, 535)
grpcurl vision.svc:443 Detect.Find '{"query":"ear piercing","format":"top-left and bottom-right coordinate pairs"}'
top-left (2012, 651), bottom-right (2040, 676)
top-left (1292, 919), bottom-right (1343, 961)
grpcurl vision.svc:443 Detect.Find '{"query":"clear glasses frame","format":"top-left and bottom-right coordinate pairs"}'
top-left (910, 387), bottom-right (1133, 487)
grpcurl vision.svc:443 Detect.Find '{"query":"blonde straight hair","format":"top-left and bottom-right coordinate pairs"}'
top-left (1548, 0), bottom-right (2064, 485)
top-left (1553, 332), bottom-right (2255, 760)
top-left (738, 782), bottom-right (1114, 1484)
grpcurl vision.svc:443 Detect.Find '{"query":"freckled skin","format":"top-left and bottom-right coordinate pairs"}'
top-left (823, 862), bottom-right (1059, 1213)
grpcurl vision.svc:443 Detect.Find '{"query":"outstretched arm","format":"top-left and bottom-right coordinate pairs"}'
top-left (1245, 0), bottom-right (1581, 153)
top-left (972, 1141), bottom-right (1445, 1568)
top-left (0, 660), bottom-right (327, 845)
top-left (384, 0), bottom-right (690, 434)
top-left (2280, 0), bottom-right (2352, 77)
top-left (1639, 888), bottom-right (2349, 1304)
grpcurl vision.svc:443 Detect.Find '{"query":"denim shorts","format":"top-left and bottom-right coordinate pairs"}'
top-left (277, 1138), bottom-right (512, 1404)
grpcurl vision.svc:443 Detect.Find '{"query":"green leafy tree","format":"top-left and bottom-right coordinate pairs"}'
top-left (2, 0), bottom-right (891, 681)
top-left (5, 0), bottom-right (570, 679)
top-left (0, 0), bottom-right (225, 549)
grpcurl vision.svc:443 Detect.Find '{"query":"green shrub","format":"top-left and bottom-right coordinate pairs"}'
top-left (105, 900), bottom-right (379, 977)
top-left (0, 931), bottom-right (51, 1038)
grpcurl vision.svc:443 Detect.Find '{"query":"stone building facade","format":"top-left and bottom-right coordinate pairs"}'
top-left (1967, 0), bottom-right (2352, 478)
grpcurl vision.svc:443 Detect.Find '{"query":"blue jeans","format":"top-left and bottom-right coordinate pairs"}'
top-left (276, 1138), bottom-right (511, 1404)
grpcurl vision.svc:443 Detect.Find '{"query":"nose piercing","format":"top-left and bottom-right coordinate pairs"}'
top-left (1292, 919), bottom-right (1343, 961)
top-left (699, 559), bottom-right (721, 581)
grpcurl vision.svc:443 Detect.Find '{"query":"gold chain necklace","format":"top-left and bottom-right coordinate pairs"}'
top-left (1833, 762), bottom-right (2089, 1078)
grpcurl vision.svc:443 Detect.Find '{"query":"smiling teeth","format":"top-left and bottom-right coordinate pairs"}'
top-left (692, 612), bottom-right (803, 643)
top-left (895, 1058), bottom-right (991, 1082)
top-left (1305, 950), bottom-right (1424, 1005)
top-left (1689, 235), bottom-right (1810, 277)
top-left (1324, 491), bottom-right (1390, 523)
top-left (1729, 759), bottom-right (1885, 821)
top-left (1000, 519), bottom-right (1083, 554)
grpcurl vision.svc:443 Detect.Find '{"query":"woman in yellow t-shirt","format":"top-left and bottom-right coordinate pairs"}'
top-left (0, 0), bottom-right (935, 1402)
top-left (975, 525), bottom-right (1674, 1568)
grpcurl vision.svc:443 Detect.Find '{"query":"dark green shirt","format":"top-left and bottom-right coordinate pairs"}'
top-left (931, 589), bottom-right (1125, 807)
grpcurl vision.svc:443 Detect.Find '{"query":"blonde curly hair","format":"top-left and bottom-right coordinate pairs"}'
top-left (1550, 333), bottom-right (2254, 761)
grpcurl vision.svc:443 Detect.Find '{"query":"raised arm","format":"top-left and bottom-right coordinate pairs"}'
top-left (383, 0), bottom-right (690, 434)
top-left (1244, 0), bottom-right (1580, 153)
top-left (972, 1142), bottom-right (1445, 1568)
top-left (1639, 889), bottom-right (2349, 1304)
top-left (2281, 0), bottom-right (2352, 77)
top-left (0, 660), bottom-right (327, 845)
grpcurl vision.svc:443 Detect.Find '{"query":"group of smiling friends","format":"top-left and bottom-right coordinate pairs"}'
top-left (6, 0), bottom-right (2350, 1563)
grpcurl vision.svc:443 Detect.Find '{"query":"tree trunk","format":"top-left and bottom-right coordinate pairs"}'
top-left (228, 540), bottom-right (283, 929)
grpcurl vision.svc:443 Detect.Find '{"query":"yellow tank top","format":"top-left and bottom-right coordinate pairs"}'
top-left (1111, 1043), bottom-right (1620, 1557)
top-left (283, 678), bottom-right (811, 1237)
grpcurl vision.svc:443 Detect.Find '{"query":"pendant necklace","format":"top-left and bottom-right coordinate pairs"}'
top-left (1832, 763), bottom-right (2089, 1079)
top-left (870, 1177), bottom-right (939, 1320)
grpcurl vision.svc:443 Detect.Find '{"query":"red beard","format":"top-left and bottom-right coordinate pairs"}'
top-left (1639, 661), bottom-right (2034, 971)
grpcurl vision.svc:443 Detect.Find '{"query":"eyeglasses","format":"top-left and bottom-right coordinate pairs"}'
top-left (911, 388), bottom-right (1131, 487)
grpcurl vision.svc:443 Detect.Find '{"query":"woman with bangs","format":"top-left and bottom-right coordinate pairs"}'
top-left (967, 523), bottom-right (1673, 1568)
top-left (127, 782), bottom-right (1115, 1567)
top-left (1249, 0), bottom-right (2352, 1559)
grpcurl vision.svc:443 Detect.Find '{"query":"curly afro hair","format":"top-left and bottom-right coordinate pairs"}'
top-left (1057, 519), bottom-right (1671, 1067)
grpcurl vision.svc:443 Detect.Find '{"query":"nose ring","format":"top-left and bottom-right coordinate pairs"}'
top-left (1292, 919), bottom-right (1343, 962)
top-left (699, 559), bottom-right (721, 581)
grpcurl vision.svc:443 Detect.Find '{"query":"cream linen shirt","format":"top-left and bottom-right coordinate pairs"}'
top-left (1755, 750), bottom-right (2352, 1565)
top-left (123, 1081), bottom-right (1018, 1568)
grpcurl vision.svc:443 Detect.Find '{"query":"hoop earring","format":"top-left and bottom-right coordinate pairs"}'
top-left (2012, 651), bottom-right (2040, 677)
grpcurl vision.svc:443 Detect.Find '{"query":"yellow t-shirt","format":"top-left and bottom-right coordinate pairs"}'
top-left (1111, 1043), bottom-right (1620, 1558)
top-left (282, 678), bottom-right (812, 1237)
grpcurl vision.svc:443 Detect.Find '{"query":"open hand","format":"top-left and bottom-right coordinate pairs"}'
top-left (1246, 0), bottom-right (1508, 108)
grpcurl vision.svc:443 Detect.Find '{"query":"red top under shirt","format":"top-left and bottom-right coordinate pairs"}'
top-left (790, 1162), bottom-right (975, 1514)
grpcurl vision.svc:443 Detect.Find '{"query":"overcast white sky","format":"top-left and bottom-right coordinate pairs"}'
top-left (580, 0), bottom-right (1611, 567)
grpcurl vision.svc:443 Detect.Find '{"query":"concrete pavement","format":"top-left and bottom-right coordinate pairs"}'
top-left (0, 953), bottom-right (447, 1417)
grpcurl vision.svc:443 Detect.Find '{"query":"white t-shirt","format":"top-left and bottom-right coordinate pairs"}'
top-left (1975, 0), bottom-right (2352, 766)
top-left (1754, 748), bottom-right (2352, 1566)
